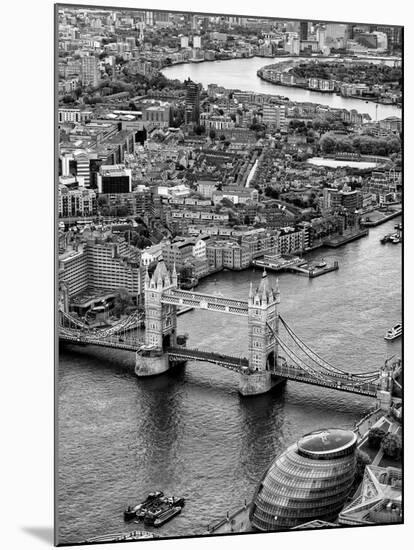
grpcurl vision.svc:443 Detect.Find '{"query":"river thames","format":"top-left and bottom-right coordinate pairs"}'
top-left (57, 216), bottom-right (401, 544)
top-left (161, 56), bottom-right (401, 121)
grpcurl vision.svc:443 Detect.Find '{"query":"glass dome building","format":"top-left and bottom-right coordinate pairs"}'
top-left (250, 428), bottom-right (357, 531)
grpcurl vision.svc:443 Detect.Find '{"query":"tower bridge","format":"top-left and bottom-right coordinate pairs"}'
top-left (59, 259), bottom-right (399, 405)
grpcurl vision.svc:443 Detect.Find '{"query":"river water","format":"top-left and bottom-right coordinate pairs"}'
top-left (57, 217), bottom-right (401, 544)
top-left (161, 56), bottom-right (401, 120)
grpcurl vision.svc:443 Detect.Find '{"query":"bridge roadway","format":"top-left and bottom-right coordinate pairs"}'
top-left (274, 363), bottom-right (378, 397)
top-left (167, 347), bottom-right (249, 372)
top-left (59, 331), bottom-right (143, 351)
top-left (167, 348), bottom-right (379, 397)
top-left (161, 289), bottom-right (249, 316)
top-left (58, 334), bottom-right (379, 397)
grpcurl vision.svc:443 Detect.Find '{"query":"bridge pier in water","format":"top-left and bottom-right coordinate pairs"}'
top-left (135, 349), bottom-right (171, 377)
top-left (238, 371), bottom-right (286, 396)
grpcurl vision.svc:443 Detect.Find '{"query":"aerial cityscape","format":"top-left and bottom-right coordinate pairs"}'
top-left (56, 4), bottom-right (403, 546)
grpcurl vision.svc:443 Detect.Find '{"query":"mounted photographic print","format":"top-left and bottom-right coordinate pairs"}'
top-left (55, 3), bottom-right (403, 545)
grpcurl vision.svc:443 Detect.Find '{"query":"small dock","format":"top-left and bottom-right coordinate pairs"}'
top-left (253, 256), bottom-right (339, 278)
top-left (309, 263), bottom-right (339, 278)
top-left (323, 229), bottom-right (368, 248)
top-left (361, 209), bottom-right (402, 227)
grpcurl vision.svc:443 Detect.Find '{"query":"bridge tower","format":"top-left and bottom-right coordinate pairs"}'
top-left (144, 259), bottom-right (178, 349)
top-left (239, 270), bottom-right (284, 396)
top-left (135, 259), bottom-right (178, 377)
top-left (248, 270), bottom-right (279, 371)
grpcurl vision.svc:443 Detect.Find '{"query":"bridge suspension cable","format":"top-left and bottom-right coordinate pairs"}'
top-left (274, 333), bottom-right (337, 382)
top-left (267, 320), bottom-right (380, 389)
top-left (278, 315), bottom-right (381, 381)
top-left (267, 322), bottom-right (343, 382)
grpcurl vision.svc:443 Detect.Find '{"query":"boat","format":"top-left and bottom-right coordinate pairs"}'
top-left (139, 495), bottom-right (186, 524)
top-left (143, 503), bottom-right (172, 525)
top-left (85, 530), bottom-right (159, 543)
top-left (315, 259), bottom-right (327, 268)
top-left (153, 506), bottom-right (182, 527)
top-left (124, 491), bottom-right (164, 520)
top-left (384, 323), bottom-right (402, 341)
top-left (381, 232), bottom-right (400, 244)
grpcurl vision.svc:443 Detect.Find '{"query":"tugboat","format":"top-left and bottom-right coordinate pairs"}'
top-left (153, 506), bottom-right (182, 527)
top-left (124, 491), bottom-right (164, 521)
top-left (384, 323), bottom-right (402, 341)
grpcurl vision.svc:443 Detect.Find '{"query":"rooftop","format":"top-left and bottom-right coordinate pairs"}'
top-left (297, 428), bottom-right (357, 458)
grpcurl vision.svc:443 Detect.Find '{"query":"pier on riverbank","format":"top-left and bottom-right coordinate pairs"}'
top-left (253, 255), bottom-right (339, 278)
top-left (323, 229), bottom-right (369, 248)
top-left (361, 209), bottom-right (402, 227)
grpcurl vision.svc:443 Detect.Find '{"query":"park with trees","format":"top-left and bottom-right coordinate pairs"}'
top-left (319, 132), bottom-right (400, 157)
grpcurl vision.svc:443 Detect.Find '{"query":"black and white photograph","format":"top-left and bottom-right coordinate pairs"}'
top-left (4, 2), bottom-right (410, 549)
top-left (54, 3), bottom-right (404, 546)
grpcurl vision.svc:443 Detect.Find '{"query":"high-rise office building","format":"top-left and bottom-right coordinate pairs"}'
top-left (300, 21), bottom-right (309, 41)
top-left (97, 165), bottom-right (132, 194)
top-left (325, 23), bottom-right (349, 46)
top-left (81, 55), bottom-right (100, 87)
top-left (184, 78), bottom-right (200, 124)
top-left (262, 104), bottom-right (286, 130)
top-left (317, 27), bottom-right (326, 50)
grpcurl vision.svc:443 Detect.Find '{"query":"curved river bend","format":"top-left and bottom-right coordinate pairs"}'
top-left (58, 217), bottom-right (401, 544)
top-left (162, 56), bottom-right (401, 120)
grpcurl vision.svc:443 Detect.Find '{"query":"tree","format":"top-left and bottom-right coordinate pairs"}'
top-left (368, 427), bottom-right (387, 449)
top-left (62, 94), bottom-right (75, 104)
top-left (220, 197), bottom-right (234, 208)
top-left (194, 125), bottom-right (205, 135)
top-left (135, 236), bottom-right (152, 249)
top-left (320, 134), bottom-right (337, 154)
top-left (112, 288), bottom-right (133, 318)
top-left (180, 265), bottom-right (193, 281)
top-left (264, 186), bottom-right (280, 200)
top-left (355, 449), bottom-right (372, 483)
top-left (136, 224), bottom-right (150, 238)
top-left (381, 433), bottom-right (402, 460)
top-left (209, 129), bottom-right (217, 140)
top-left (97, 195), bottom-right (108, 208)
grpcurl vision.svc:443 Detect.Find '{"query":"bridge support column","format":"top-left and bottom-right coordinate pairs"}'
top-left (135, 350), bottom-right (170, 377)
top-left (376, 389), bottom-right (392, 412)
top-left (238, 371), bottom-right (285, 397)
